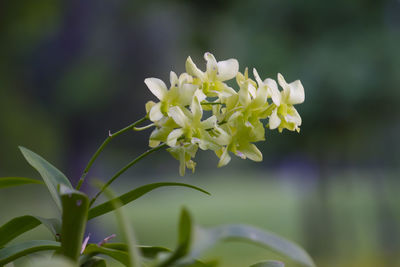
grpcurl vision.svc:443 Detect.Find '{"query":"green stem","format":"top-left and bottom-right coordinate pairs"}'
top-left (76, 116), bottom-right (148, 190)
top-left (89, 143), bottom-right (167, 207)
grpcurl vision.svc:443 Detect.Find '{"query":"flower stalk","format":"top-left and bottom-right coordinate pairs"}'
top-left (76, 116), bottom-right (148, 190)
top-left (89, 143), bottom-right (167, 207)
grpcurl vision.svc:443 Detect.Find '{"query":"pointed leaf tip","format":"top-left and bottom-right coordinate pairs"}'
top-left (19, 146), bottom-right (72, 210)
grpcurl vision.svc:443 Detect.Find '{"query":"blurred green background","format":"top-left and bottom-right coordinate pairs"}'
top-left (1, 0), bottom-right (399, 266)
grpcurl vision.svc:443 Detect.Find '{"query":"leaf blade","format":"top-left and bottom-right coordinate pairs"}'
top-left (98, 183), bottom-right (142, 267)
top-left (19, 147), bottom-right (73, 210)
top-left (249, 260), bottom-right (285, 267)
top-left (158, 207), bottom-right (193, 267)
top-left (81, 256), bottom-right (107, 267)
top-left (0, 177), bottom-right (43, 189)
top-left (190, 224), bottom-right (315, 267)
top-left (0, 240), bottom-right (60, 265)
top-left (84, 244), bottom-right (129, 265)
top-left (0, 215), bottom-right (61, 247)
top-left (102, 243), bottom-right (170, 259)
top-left (58, 185), bottom-right (89, 262)
top-left (88, 182), bottom-right (210, 220)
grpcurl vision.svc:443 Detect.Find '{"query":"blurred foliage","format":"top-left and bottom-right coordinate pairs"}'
top-left (0, 0), bottom-right (399, 266)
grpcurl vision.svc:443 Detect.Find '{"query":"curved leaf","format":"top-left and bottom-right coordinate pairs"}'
top-left (0, 215), bottom-right (61, 247)
top-left (250, 260), bottom-right (285, 267)
top-left (0, 177), bottom-right (43, 189)
top-left (158, 208), bottom-right (193, 267)
top-left (103, 243), bottom-right (170, 259)
top-left (19, 147), bottom-right (73, 210)
top-left (30, 255), bottom-right (75, 267)
top-left (84, 244), bottom-right (129, 265)
top-left (88, 182), bottom-right (210, 220)
top-left (190, 224), bottom-right (315, 267)
top-left (99, 183), bottom-right (141, 267)
top-left (176, 261), bottom-right (218, 267)
top-left (0, 240), bottom-right (60, 265)
top-left (58, 185), bottom-right (89, 262)
top-left (81, 256), bottom-right (107, 267)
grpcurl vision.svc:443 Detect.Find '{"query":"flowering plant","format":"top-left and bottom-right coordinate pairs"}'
top-left (0, 53), bottom-right (313, 267)
top-left (144, 52), bottom-right (304, 176)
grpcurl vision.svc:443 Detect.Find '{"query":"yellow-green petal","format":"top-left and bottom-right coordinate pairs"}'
top-left (239, 143), bottom-right (263, 162)
top-left (186, 56), bottom-right (205, 80)
top-left (217, 59), bottom-right (239, 81)
top-left (167, 128), bottom-right (184, 147)
top-left (217, 147), bottom-right (231, 167)
top-left (144, 78), bottom-right (168, 100)
top-left (149, 102), bottom-right (163, 121)
top-left (168, 106), bottom-right (188, 128)
top-left (287, 80), bottom-right (305, 105)
top-left (269, 109), bottom-right (281, 130)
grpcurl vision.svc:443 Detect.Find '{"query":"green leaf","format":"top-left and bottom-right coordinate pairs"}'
top-left (158, 208), bottom-right (193, 267)
top-left (174, 259), bottom-right (219, 267)
top-left (88, 182), bottom-right (210, 220)
top-left (84, 244), bottom-right (129, 265)
top-left (249, 260), bottom-right (285, 267)
top-left (0, 240), bottom-right (60, 265)
top-left (19, 147), bottom-right (73, 210)
top-left (102, 243), bottom-right (170, 259)
top-left (58, 185), bottom-right (89, 262)
top-left (190, 224), bottom-right (315, 267)
top-left (139, 246), bottom-right (171, 259)
top-left (0, 215), bottom-right (61, 248)
top-left (81, 256), bottom-right (107, 267)
top-left (177, 208), bottom-right (193, 255)
top-left (30, 255), bottom-right (75, 267)
top-left (0, 177), bottom-right (43, 189)
top-left (98, 183), bottom-right (141, 267)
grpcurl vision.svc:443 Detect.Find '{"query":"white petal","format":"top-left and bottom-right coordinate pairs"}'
top-left (287, 80), bottom-right (305, 104)
top-left (217, 59), bottom-right (239, 81)
top-left (252, 68), bottom-right (263, 87)
top-left (198, 134), bottom-right (219, 151)
top-left (168, 106), bottom-right (188, 128)
top-left (265, 78), bottom-right (281, 106)
top-left (149, 102), bottom-right (163, 122)
top-left (269, 109), bottom-right (281, 129)
top-left (287, 107), bottom-right (302, 126)
top-left (144, 78), bottom-right (167, 100)
top-left (200, 115), bottom-right (217, 129)
top-left (170, 71), bottom-right (179, 87)
top-left (255, 84), bottom-right (267, 104)
top-left (185, 56), bottom-right (205, 80)
top-left (190, 96), bottom-right (203, 121)
top-left (248, 83), bottom-right (257, 99)
top-left (277, 73), bottom-right (289, 91)
top-left (167, 128), bottom-right (184, 147)
top-left (194, 89), bottom-right (207, 102)
top-left (217, 147), bottom-right (231, 167)
top-left (179, 73), bottom-right (193, 85)
top-left (240, 143), bottom-right (263, 162)
top-left (238, 85), bottom-right (251, 105)
top-left (179, 84), bottom-right (197, 106)
top-left (204, 52), bottom-right (218, 75)
top-left (214, 126), bottom-right (231, 146)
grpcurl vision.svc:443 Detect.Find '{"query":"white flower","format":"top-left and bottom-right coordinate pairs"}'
top-left (269, 73), bottom-right (305, 132)
top-left (185, 52), bottom-right (239, 97)
top-left (144, 71), bottom-right (198, 122)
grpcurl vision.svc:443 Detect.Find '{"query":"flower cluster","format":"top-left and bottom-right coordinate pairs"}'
top-left (143, 52), bottom-right (305, 175)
